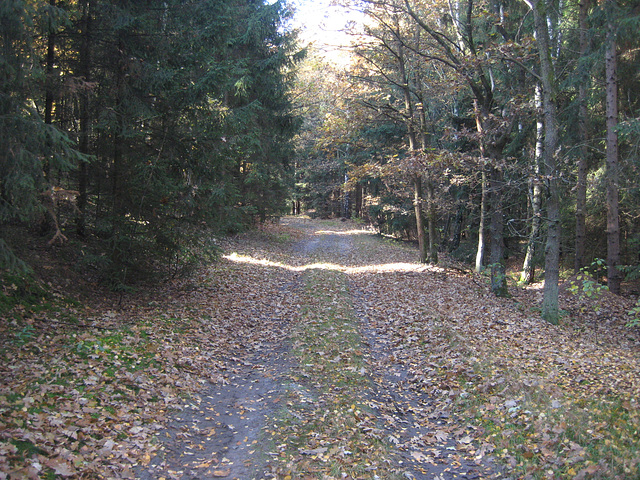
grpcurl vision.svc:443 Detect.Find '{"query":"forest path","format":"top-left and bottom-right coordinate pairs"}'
top-left (4, 218), bottom-right (637, 479)
top-left (276, 217), bottom-right (501, 480)
top-left (139, 217), bottom-right (502, 480)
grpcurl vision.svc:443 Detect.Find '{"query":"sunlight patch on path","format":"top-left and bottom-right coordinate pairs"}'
top-left (315, 229), bottom-right (374, 236)
top-left (223, 252), bottom-right (446, 274)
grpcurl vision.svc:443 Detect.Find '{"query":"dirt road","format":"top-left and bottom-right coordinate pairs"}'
top-left (138, 218), bottom-right (501, 480)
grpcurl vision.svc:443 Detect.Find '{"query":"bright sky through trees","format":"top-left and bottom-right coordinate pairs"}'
top-left (290, 0), bottom-right (362, 62)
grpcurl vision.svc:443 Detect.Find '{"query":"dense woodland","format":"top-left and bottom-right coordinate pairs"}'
top-left (2, 2), bottom-right (640, 478)
top-left (294, 0), bottom-right (640, 323)
top-left (2, 0), bottom-right (640, 323)
top-left (1, 0), bottom-right (301, 289)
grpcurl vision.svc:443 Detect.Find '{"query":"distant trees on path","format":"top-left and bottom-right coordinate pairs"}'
top-left (293, 0), bottom-right (640, 323)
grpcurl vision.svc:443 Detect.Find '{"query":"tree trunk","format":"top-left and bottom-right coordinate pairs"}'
top-left (417, 69), bottom-right (437, 264)
top-left (355, 183), bottom-right (363, 218)
top-left (574, 0), bottom-right (590, 272)
top-left (76, 0), bottom-right (93, 237)
top-left (44, 0), bottom-right (56, 126)
top-left (520, 84), bottom-right (544, 284)
top-left (489, 167), bottom-right (508, 296)
top-left (605, 0), bottom-right (621, 294)
top-left (520, 177), bottom-right (542, 284)
top-left (40, 0), bottom-right (57, 232)
top-left (426, 179), bottom-right (438, 264)
top-left (44, 0), bottom-right (56, 174)
top-left (342, 174), bottom-right (351, 218)
top-left (111, 39), bottom-right (125, 235)
top-left (396, 34), bottom-right (426, 263)
top-left (542, 182), bottom-right (561, 325)
top-left (475, 168), bottom-right (487, 273)
top-left (527, 0), bottom-right (561, 323)
top-left (474, 100), bottom-right (502, 280)
top-left (414, 174), bottom-right (427, 263)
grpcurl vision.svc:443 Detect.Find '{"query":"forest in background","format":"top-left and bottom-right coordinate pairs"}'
top-left (2, 1), bottom-right (640, 478)
top-left (2, 0), bottom-right (640, 324)
top-left (293, 0), bottom-right (640, 323)
top-left (1, 0), bottom-right (301, 289)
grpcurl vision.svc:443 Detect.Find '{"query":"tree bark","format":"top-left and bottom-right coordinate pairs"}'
top-left (520, 84), bottom-right (544, 284)
top-left (475, 168), bottom-right (487, 273)
top-left (574, 0), bottom-right (590, 272)
top-left (527, 0), bottom-right (561, 324)
top-left (414, 174), bottom-right (427, 263)
top-left (489, 167), bottom-right (508, 296)
top-left (605, 0), bottom-right (621, 294)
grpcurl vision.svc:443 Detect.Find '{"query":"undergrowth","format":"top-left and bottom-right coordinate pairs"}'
top-left (443, 338), bottom-right (640, 479)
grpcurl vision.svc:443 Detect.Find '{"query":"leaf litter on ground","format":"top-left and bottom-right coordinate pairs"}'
top-left (1, 217), bottom-right (639, 479)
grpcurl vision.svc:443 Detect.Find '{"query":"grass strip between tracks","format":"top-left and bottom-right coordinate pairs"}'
top-left (268, 268), bottom-right (402, 480)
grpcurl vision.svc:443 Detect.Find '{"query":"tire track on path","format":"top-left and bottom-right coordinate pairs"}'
top-left (278, 217), bottom-right (502, 479)
top-left (138, 217), bottom-right (502, 479)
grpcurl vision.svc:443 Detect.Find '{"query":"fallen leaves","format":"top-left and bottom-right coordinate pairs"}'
top-left (2, 217), bottom-right (639, 479)
top-left (261, 219), bottom-right (499, 479)
top-left (44, 457), bottom-right (76, 477)
top-left (347, 225), bottom-right (640, 479)
top-left (411, 450), bottom-right (428, 462)
top-left (211, 467), bottom-right (230, 477)
top-left (0, 225), bottom-right (301, 478)
top-left (267, 266), bottom-right (398, 478)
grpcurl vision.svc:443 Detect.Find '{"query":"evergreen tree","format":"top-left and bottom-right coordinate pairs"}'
top-left (0, 0), bottom-right (83, 270)
top-left (1, 0), bottom-right (302, 283)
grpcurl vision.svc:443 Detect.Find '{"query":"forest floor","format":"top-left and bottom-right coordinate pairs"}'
top-left (1, 217), bottom-right (639, 480)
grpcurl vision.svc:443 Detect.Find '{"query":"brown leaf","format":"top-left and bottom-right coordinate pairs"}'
top-left (411, 451), bottom-right (428, 462)
top-left (434, 430), bottom-right (448, 442)
top-left (45, 458), bottom-right (77, 477)
top-left (299, 447), bottom-right (327, 455)
top-left (211, 468), bottom-right (231, 477)
top-left (540, 447), bottom-right (554, 457)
